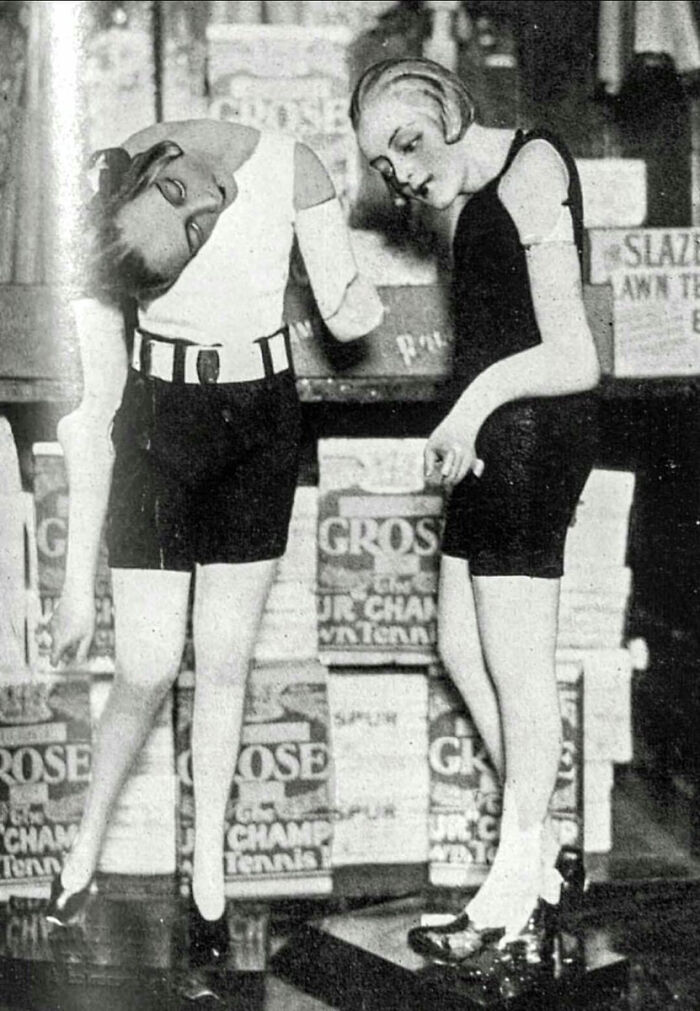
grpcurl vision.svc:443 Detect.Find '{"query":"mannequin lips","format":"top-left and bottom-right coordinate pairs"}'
top-left (414, 176), bottom-right (433, 199)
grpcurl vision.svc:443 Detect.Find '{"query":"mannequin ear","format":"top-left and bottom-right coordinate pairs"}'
top-left (86, 147), bottom-right (132, 200)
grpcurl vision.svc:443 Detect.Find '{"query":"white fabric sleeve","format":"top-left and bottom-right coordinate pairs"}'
top-left (71, 297), bottom-right (128, 419)
top-left (498, 140), bottom-right (575, 247)
top-left (294, 197), bottom-right (384, 340)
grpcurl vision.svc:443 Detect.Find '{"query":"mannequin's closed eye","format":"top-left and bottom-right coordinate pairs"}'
top-left (157, 178), bottom-right (186, 205)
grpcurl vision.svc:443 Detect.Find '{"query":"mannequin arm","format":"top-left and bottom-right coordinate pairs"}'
top-left (50, 298), bottom-right (127, 665)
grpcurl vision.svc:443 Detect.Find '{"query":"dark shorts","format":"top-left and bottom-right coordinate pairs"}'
top-left (441, 394), bottom-right (597, 579)
top-left (107, 367), bottom-right (302, 570)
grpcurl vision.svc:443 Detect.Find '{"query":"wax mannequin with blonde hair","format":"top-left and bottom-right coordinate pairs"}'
top-left (352, 59), bottom-right (599, 975)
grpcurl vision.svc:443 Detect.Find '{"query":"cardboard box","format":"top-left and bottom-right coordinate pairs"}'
top-left (0, 675), bottom-right (91, 898)
top-left (176, 661), bottom-right (333, 898)
top-left (564, 470), bottom-right (636, 572)
top-left (428, 661), bottom-right (583, 887)
top-left (207, 23), bottom-right (356, 205)
top-left (327, 671), bottom-right (429, 866)
top-left (318, 439), bottom-right (443, 665)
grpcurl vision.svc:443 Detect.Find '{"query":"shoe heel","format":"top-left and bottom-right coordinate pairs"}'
top-left (540, 865), bottom-right (563, 906)
top-left (556, 846), bottom-right (586, 913)
top-left (45, 872), bottom-right (93, 926)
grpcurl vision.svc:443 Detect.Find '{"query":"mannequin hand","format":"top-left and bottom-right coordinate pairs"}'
top-left (49, 589), bottom-right (95, 668)
top-left (424, 415), bottom-right (484, 486)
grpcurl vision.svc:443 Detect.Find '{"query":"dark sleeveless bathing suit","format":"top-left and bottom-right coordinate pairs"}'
top-left (440, 129), bottom-right (598, 578)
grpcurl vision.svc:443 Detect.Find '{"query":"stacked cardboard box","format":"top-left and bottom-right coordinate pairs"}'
top-left (317, 440), bottom-right (439, 873)
top-left (317, 439), bottom-right (443, 666)
top-left (176, 661), bottom-right (333, 899)
top-left (207, 22), bottom-right (356, 205)
top-left (560, 469), bottom-right (637, 853)
top-left (0, 675), bottom-right (91, 899)
top-left (428, 662), bottom-right (583, 887)
top-left (327, 671), bottom-right (429, 867)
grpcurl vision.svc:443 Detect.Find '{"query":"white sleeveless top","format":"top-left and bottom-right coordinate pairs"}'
top-left (138, 131), bottom-right (296, 347)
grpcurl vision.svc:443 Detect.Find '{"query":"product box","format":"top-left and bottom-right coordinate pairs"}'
top-left (327, 670), bottom-right (429, 867)
top-left (31, 444), bottom-right (114, 674)
top-left (176, 661), bottom-right (333, 898)
top-left (557, 568), bottom-right (632, 650)
top-left (207, 23), bottom-right (356, 205)
top-left (564, 470), bottom-right (636, 573)
top-left (318, 439), bottom-right (443, 666)
top-left (0, 676), bottom-right (91, 897)
top-left (558, 646), bottom-right (634, 764)
top-left (428, 661), bottom-right (583, 887)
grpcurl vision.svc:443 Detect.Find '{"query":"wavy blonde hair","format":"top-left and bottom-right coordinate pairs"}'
top-left (350, 58), bottom-right (476, 144)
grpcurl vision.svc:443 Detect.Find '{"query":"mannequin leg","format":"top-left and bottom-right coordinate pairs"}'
top-left (438, 555), bottom-right (504, 778)
top-left (190, 559), bottom-right (276, 920)
top-left (466, 575), bottom-right (561, 936)
top-left (61, 568), bottom-right (190, 894)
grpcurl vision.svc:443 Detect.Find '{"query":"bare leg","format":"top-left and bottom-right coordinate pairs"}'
top-left (466, 575), bottom-right (561, 936)
top-left (190, 559), bottom-right (277, 921)
top-left (61, 569), bottom-right (190, 894)
top-left (438, 555), bottom-right (504, 779)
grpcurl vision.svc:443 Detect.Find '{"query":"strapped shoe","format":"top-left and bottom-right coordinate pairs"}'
top-left (188, 896), bottom-right (230, 967)
top-left (45, 873), bottom-right (93, 927)
top-left (455, 897), bottom-right (560, 990)
top-left (407, 912), bottom-right (504, 963)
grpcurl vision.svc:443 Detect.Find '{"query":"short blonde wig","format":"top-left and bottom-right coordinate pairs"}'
top-left (350, 58), bottom-right (476, 145)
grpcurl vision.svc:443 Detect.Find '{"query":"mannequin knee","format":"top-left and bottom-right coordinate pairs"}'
top-left (115, 650), bottom-right (180, 705)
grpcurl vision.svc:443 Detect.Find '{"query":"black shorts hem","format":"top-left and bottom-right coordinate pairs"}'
top-left (441, 548), bottom-right (563, 580)
top-left (108, 544), bottom-right (289, 571)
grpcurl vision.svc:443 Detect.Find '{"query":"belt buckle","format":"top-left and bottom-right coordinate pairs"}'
top-left (196, 348), bottom-right (220, 384)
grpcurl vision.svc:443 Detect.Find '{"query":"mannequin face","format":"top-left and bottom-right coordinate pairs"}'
top-left (356, 92), bottom-right (465, 210)
top-left (117, 148), bottom-right (237, 281)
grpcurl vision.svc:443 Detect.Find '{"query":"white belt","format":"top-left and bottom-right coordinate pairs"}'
top-left (131, 328), bottom-right (291, 384)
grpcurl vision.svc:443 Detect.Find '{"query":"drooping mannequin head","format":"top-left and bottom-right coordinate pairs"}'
top-left (350, 58), bottom-right (477, 209)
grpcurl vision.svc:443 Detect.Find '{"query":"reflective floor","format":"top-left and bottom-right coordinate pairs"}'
top-left (0, 770), bottom-right (697, 1010)
top-left (0, 883), bottom-right (698, 1010)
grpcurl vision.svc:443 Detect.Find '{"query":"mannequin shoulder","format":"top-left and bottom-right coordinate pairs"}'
top-left (498, 138), bottom-right (570, 243)
top-left (293, 142), bottom-right (335, 211)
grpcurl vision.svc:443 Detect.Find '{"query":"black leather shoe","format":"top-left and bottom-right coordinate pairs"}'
top-left (188, 897), bottom-right (229, 967)
top-left (556, 845), bottom-right (586, 914)
top-left (45, 873), bottom-right (92, 926)
top-left (455, 899), bottom-right (559, 986)
top-left (407, 912), bottom-right (504, 963)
